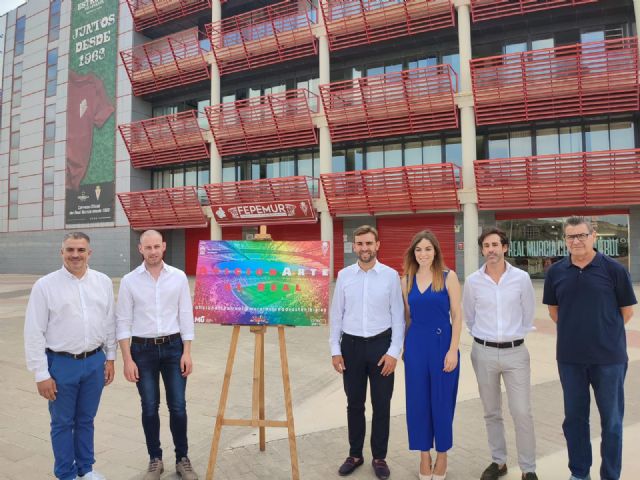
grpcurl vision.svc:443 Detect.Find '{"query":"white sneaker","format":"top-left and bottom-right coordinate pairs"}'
top-left (76, 471), bottom-right (106, 480)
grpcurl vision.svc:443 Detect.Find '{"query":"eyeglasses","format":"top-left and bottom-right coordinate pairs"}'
top-left (564, 233), bottom-right (591, 242)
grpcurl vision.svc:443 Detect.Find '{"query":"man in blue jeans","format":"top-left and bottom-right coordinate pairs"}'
top-left (543, 216), bottom-right (636, 480)
top-left (116, 230), bottom-right (197, 480)
top-left (24, 231), bottom-right (116, 480)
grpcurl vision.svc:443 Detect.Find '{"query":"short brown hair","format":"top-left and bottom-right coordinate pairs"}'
top-left (353, 225), bottom-right (378, 242)
top-left (478, 227), bottom-right (509, 247)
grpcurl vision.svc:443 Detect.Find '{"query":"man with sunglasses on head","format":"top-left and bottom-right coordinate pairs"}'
top-left (543, 216), bottom-right (636, 480)
top-left (24, 232), bottom-right (116, 480)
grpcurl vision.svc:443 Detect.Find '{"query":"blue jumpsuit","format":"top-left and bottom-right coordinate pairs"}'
top-left (404, 274), bottom-right (460, 452)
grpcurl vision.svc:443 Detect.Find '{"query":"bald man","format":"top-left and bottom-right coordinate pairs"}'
top-left (116, 230), bottom-right (198, 480)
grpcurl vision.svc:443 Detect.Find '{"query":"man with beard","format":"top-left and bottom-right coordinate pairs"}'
top-left (329, 225), bottom-right (405, 480)
top-left (462, 227), bottom-right (538, 480)
top-left (24, 232), bottom-right (116, 480)
top-left (116, 230), bottom-right (198, 480)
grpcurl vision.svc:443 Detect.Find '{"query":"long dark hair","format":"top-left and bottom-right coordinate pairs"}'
top-left (402, 230), bottom-right (448, 293)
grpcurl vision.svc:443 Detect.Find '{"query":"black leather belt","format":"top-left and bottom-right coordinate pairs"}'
top-left (46, 347), bottom-right (102, 359)
top-left (343, 328), bottom-right (392, 342)
top-left (131, 333), bottom-right (181, 345)
top-left (475, 337), bottom-right (524, 349)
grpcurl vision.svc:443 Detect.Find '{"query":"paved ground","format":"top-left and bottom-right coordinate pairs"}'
top-left (1, 274), bottom-right (639, 480)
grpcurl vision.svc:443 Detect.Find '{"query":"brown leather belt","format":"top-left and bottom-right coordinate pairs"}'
top-left (131, 333), bottom-right (181, 345)
top-left (46, 347), bottom-right (102, 359)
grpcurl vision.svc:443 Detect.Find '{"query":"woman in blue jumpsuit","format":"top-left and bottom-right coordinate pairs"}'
top-left (402, 230), bottom-right (462, 480)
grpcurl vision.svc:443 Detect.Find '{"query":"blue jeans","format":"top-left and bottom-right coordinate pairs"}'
top-left (47, 349), bottom-right (105, 480)
top-left (558, 362), bottom-right (627, 480)
top-left (131, 337), bottom-right (188, 462)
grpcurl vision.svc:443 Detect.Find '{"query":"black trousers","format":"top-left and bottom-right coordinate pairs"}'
top-left (341, 331), bottom-right (394, 460)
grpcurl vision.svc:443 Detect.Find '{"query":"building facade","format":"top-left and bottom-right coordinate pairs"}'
top-left (1, 0), bottom-right (639, 280)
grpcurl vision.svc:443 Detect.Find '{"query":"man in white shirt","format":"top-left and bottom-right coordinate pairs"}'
top-left (24, 232), bottom-right (116, 480)
top-left (462, 227), bottom-right (538, 480)
top-left (116, 230), bottom-right (197, 480)
top-left (330, 225), bottom-right (405, 480)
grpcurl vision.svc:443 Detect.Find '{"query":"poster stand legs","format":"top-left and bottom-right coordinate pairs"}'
top-left (206, 325), bottom-right (300, 480)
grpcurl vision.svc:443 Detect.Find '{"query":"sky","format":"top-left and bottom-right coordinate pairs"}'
top-left (0, 0), bottom-right (26, 16)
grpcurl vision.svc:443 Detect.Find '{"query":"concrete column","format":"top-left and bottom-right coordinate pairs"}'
top-left (209, 0), bottom-right (222, 240)
top-left (317, 20), bottom-right (334, 277)
top-left (634, 0), bottom-right (640, 48)
top-left (455, 0), bottom-right (480, 277)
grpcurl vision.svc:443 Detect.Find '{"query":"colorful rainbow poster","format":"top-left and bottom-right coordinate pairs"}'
top-left (193, 241), bottom-right (330, 326)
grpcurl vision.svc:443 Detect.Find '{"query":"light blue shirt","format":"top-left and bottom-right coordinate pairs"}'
top-left (329, 260), bottom-right (405, 358)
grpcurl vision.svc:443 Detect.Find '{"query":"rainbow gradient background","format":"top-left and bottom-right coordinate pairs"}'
top-left (193, 240), bottom-right (330, 326)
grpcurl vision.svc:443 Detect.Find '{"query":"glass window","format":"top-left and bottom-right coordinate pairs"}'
top-left (185, 166), bottom-right (197, 186)
top-left (536, 128), bottom-right (560, 155)
top-left (173, 168), bottom-right (184, 187)
top-left (280, 155), bottom-right (295, 177)
top-left (222, 163), bottom-right (235, 182)
top-left (610, 122), bottom-right (634, 150)
top-left (488, 134), bottom-right (509, 159)
top-left (445, 138), bottom-right (462, 165)
top-left (49, 0), bottom-right (61, 42)
top-left (12, 62), bottom-right (22, 108)
top-left (345, 148), bottom-right (363, 171)
top-left (44, 104), bottom-right (56, 159)
top-left (366, 145), bottom-right (383, 169)
top-left (15, 16), bottom-right (26, 56)
top-left (43, 166), bottom-right (55, 184)
top-left (443, 53), bottom-right (460, 90)
top-left (504, 42), bottom-right (527, 54)
top-left (332, 150), bottom-right (346, 172)
top-left (43, 200), bottom-right (54, 217)
top-left (162, 170), bottom-right (172, 187)
top-left (559, 126), bottom-right (583, 153)
top-left (408, 57), bottom-right (437, 70)
top-left (510, 130), bottom-right (532, 157)
top-left (46, 49), bottom-right (58, 98)
top-left (423, 139), bottom-right (442, 164)
top-left (265, 158), bottom-right (280, 178)
top-left (198, 165), bottom-right (210, 186)
top-left (298, 152), bottom-right (313, 178)
top-left (531, 38), bottom-right (554, 50)
top-left (384, 143), bottom-right (402, 168)
top-left (404, 141), bottom-right (422, 166)
top-left (585, 123), bottom-right (610, 151)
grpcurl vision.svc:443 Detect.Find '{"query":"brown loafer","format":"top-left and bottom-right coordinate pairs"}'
top-left (338, 456), bottom-right (364, 476)
top-left (372, 458), bottom-right (390, 480)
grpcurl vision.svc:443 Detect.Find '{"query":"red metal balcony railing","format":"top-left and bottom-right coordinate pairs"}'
top-left (118, 111), bottom-right (210, 168)
top-left (321, 0), bottom-right (454, 51)
top-left (470, 0), bottom-right (598, 22)
top-left (126, 0), bottom-right (212, 31)
top-left (118, 187), bottom-right (208, 230)
top-left (120, 28), bottom-right (210, 96)
top-left (320, 163), bottom-right (461, 215)
top-left (204, 176), bottom-right (319, 225)
top-left (205, 89), bottom-right (318, 156)
top-left (471, 37), bottom-right (639, 126)
top-left (320, 65), bottom-right (457, 142)
top-left (474, 149), bottom-right (640, 210)
top-left (206, 0), bottom-right (317, 75)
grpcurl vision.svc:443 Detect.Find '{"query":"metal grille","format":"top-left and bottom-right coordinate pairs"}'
top-left (471, 37), bottom-right (639, 125)
top-left (320, 163), bottom-right (461, 215)
top-left (320, 64), bottom-right (458, 142)
top-left (125, 0), bottom-right (213, 32)
top-left (470, 0), bottom-right (598, 22)
top-left (205, 89), bottom-right (318, 156)
top-left (120, 28), bottom-right (210, 96)
top-left (206, 0), bottom-right (317, 75)
top-left (118, 187), bottom-right (208, 230)
top-left (118, 111), bottom-right (210, 168)
top-left (321, 0), bottom-right (454, 51)
top-left (474, 149), bottom-right (640, 210)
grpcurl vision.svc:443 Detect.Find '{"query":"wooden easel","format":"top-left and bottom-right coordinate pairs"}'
top-left (206, 226), bottom-right (299, 480)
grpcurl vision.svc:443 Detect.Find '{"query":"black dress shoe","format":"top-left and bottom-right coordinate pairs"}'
top-left (372, 459), bottom-right (390, 480)
top-left (481, 462), bottom-right (507, 480)
top-left (338, 457), bottom-right (364, 476)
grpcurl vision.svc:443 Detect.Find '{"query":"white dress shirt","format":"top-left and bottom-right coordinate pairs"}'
top-left (329, 260), bottom-right (405, 358)
top-left (463, 261), bottom-right (536, 342)
top-left (24, 267), bottom-right (116, 382)
top-left (116, 262), bottom-right (194, 341)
